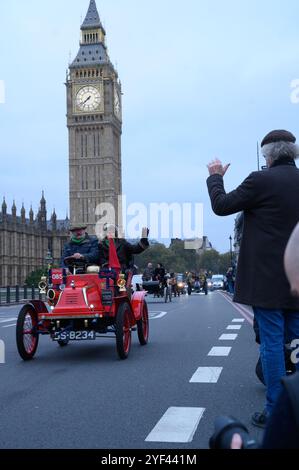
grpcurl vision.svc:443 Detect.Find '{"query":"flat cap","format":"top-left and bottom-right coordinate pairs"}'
top-left (261, 130), bottom-right (296, 147)
top-left (69, 222), bottom-right (87, 231)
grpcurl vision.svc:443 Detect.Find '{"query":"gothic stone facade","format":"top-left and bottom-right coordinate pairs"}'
top-left (67, 0), bottom-right (122, 235)
top-left (0, 196), bottom-right (69, 286)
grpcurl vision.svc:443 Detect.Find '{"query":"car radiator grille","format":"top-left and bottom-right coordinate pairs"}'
top-left (65, 293), bottom-right (80, 304)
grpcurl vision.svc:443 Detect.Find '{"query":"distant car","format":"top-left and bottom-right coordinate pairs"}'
top-left (211, 274), bottom-right (226, 290)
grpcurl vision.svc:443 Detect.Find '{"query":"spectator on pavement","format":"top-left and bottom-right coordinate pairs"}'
top-left (207, 129), bottom-right (299, 428)
top-left (230, 223), bottom-right (299, 449)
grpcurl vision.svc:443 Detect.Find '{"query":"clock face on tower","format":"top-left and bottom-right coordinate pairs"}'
top-left (76, 86), bottom-right (101, 112)
top-left (114, 87), bottom-right (121, 120)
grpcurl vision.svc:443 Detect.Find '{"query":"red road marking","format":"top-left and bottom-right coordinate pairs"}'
top-left (218, 292), bottom-right (254, 326)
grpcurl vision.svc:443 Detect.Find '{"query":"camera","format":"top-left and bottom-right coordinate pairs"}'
top-left (209, 416), bottom-right (259, 449)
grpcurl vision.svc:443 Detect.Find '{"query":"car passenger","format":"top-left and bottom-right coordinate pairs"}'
top-left (98, 224), bottom-right (149, 272)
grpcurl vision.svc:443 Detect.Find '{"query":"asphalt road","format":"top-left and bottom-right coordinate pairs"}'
top-left (0, 292), bottom-right (266, 449)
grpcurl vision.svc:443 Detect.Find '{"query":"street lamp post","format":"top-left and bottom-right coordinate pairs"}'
top-left (229, 236), bottom-right (233, 266)
top-left (45, 250), bottom-right (53, 269)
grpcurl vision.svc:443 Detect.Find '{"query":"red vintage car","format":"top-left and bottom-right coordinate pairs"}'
top-left (16, 255), bottom-right (149, 361)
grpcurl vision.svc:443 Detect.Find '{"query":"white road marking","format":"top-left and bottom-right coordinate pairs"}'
top-left (219, 334), bottom-right (238, 341)
top-left (0, 318), bottom-right (17, 324)
top-left (226, 325), bottom-right (242, 330)
top-left (145, 407), bottom-right (205, 443)
top-left (208, 346), bottom-right (232, 356)
top-left (149, 311), bottom-right (167, 319)
top-left (232, 319), bottom-right (245, 323)
top-left (189, 367), bottom-right (223, 383)
top-left (2, 324), bottom-right (16, 328)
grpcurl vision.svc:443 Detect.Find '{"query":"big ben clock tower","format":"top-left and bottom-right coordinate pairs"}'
top-left (66, 0), bottom-right (122, 233)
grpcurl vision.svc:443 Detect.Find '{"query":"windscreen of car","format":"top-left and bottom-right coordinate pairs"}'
top-left (212, 276), bottom-right (223, 281)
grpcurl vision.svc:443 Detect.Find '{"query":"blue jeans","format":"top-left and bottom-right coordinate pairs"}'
top-left (253, 307), bottom-right (299, 414)
top-left (227, 281), bottom-right (234, 294)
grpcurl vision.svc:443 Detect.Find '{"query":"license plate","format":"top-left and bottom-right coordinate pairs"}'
top-left (53, 331), bottom-right (96, 341)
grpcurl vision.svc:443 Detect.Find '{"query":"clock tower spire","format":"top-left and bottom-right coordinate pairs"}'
top-left (66, 0), bottom-right (122, 234)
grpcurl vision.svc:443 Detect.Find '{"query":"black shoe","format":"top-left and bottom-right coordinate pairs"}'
top-left (251, 410), bottom-right (269, 429)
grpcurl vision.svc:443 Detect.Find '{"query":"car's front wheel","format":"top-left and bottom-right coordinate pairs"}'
top-left (16, 305), bottom-right (39, 361)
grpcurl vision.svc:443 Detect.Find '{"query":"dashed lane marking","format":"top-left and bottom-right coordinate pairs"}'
top-left (208, 346), bottom-right (232, 357)
top-left (149, 311), bottom-right (168, 319)
top-left (2, 324), bottom-right (16, 328)
top-left (232, 319), bottom-right (245, 323)
top-left (189, 367), bottom-right (223, 383)
top-left (226, 325), bottom-right (242, 330)
top-left (0, 318), bottom-right (17, 323)
top-left (145, 407), bottom-right (205, 443)
top-left (219, 334), bottom-right (238, 341)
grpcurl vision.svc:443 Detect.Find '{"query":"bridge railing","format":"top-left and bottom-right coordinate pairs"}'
top-left (0, 286), bottom-right (46, 305)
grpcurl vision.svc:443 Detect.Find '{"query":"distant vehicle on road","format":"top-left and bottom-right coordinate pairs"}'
top-left (176, 273), bottom-right (186, 294)
top-left (211, 274), bottom-right (226, 291)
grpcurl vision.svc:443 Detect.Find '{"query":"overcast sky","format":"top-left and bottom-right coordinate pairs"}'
top-left (1, 0), bottom-right (299, 252)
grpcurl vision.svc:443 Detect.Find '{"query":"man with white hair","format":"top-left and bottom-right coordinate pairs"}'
top-left (207, 130), bottom-right (299, 428)
top-left (98, 224), bottom-right (149, 272)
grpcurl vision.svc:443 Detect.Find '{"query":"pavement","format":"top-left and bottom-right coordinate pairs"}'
top-left (0, 291), bottom-right (266, 449)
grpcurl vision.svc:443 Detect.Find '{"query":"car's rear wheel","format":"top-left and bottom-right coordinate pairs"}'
top-left (16, 305), bottom-right (39, 361)
top-left (115, 303), bottom-right (132, 360)
top-left (137, 302), bottom-right (149, 345)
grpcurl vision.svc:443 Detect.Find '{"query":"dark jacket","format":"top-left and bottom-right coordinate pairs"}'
top-left (98, 238), bottom-right (149, 270)
top-left (153, 267), bottom-right (166, 282)
top-left (207, 159), bottom-right (299, 309)
top-left (61, 235), bottom-right (99, 268)
top-left (143, 266), bottom-right (153, 281)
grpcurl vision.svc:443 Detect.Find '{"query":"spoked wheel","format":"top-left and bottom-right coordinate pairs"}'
top-left (137, 302), bottom-right (149, 345)
top-left (115, 303), bottom-right (132, 360)
top-left (16, 305), bottom-right (39, 361)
